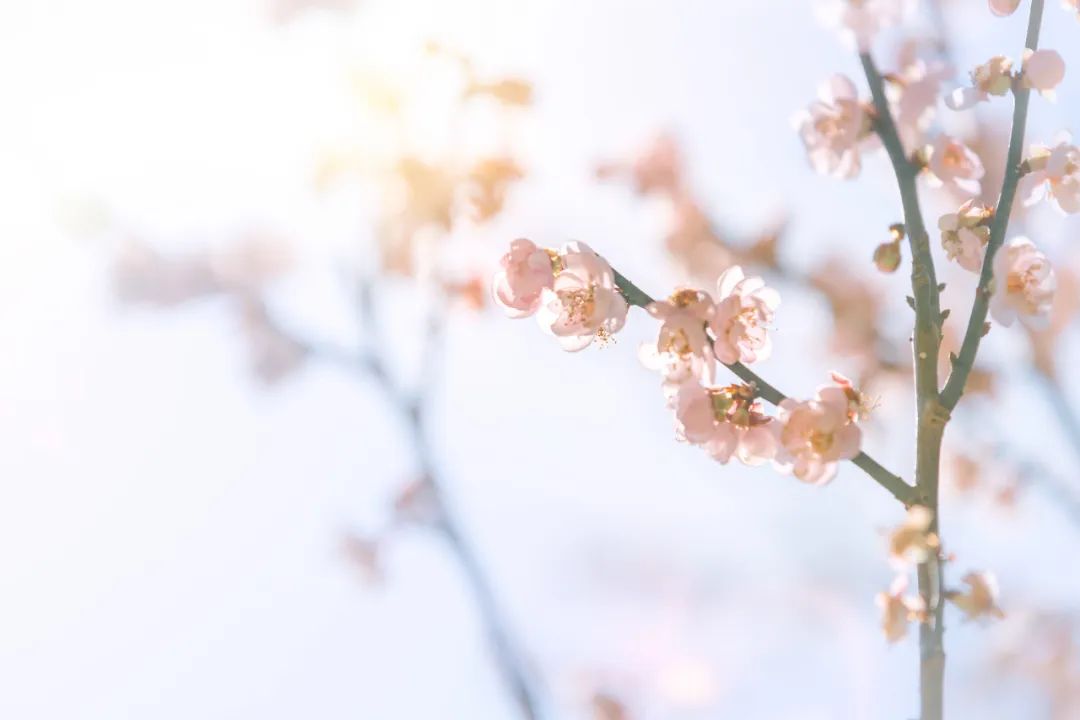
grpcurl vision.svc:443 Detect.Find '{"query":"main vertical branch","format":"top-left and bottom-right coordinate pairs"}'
top-left (859, 51), bottom-right (948, 720)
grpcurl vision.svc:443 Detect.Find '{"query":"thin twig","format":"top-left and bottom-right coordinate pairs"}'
top-left (940, 0), bottom-right (1047, 412)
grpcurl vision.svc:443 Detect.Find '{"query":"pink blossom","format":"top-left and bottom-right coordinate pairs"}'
top-left (893, 60), bottom-right (952, 149)
top-left (876, 575), bottom-right (925, 643)
top-left (1021, 49), bottom-right (1066, 99)
top-left (939, 200), bottom-right (993, 272)
top-left (988, 0), bottom-right (1022, 15)
top-left (888, 505), bottom-right (940, 568)
top-left (946, 56), bottom-right (1014, 111)
top-left (817, 0), bottom-right (913, 51)
top-left (709, 266), bottom-right (780, 365)
top-left (1066, 0), bottom-right (1080, 19)
top-left (642, 289), bottom-right (716, 385)
top-left (794, 75), bottom-right (871, 179)
top-left (1019, 137), bottom-right (1080, 213)
top-left (673, 382), bottom-right (778, 465)
top-left (991, 237), bottom-right (1055, 329)
top-left (536, 242), bottom-right (628, 351)
top-left (925, 134), bottom-right (985, 197)
top-left (775, 377), bottom-right (863, 485)
top-left (493, 238), bottom-right (556, 318)
top-left (948, 572), bottom-right (1004, 621)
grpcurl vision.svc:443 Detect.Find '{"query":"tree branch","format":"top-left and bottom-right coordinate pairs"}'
top-left (860, 48), bottom-right (949, 720)
top-left (611, 269), bottom-right (915, 504)
top-left (940, 0), bottom-right (1047, 412)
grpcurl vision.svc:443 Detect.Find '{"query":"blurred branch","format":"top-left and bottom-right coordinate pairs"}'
top-left (353, 277), bottom-right (543, 720)
top-left (610, 268), bottom-right (916, 504)
top-left (1037, 372), bottom-right (1080, 469)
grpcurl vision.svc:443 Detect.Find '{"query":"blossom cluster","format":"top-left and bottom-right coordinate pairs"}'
top-left (494, 239), bottom-right (629, 350)
top-left (876, 506), bottom-right (1003, 642)
top-left (495, 245), bottom-right (871, 484)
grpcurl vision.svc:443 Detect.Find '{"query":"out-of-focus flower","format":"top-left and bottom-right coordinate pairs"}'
top-left (591, 693), bottom-right (630, 720)
top-left (237, 295), bottom-right (308, 384)
top-left (1020, 137), bottom-right (1080, 214)
top-left (810, 259), bottom-right (884, 359)
top-left (643, 289), bottom-right (716, 385)
top-left (112, 240), bottom-right (220, 306)
top-left (817, 0), bottom-right (913, 50)
top-left (946, 56), bottom-right (1014, 110)
top-left (876, 575), bottom-right (924, 643)
top-left (445, 274), bottom-right (487, 312)
top-left (493, 239), bottom-right (556, 318)
top-left (265, 0), bottom-right (356, 24)
top-left (990, 237), bottom-right (1056, 328)
top-left (709, 266), bottom-right (779, 365)
top-left (595, 134), bottom-right (684, 198)
top-left (465, 78), bottom-right (534, 106)
top-left (775, 376), bottom-right (863, 485)
top-left (888, 505), bottom-right (940, 567)
top-left (925, 134), bottom-right (985, 197)
top-left (465, 157), bottom-right (523, 222)
top-left (1022, 49), bottom-right (1066, 99)
top-left (1065, 0), bottom-right (1080, 20)
top-left (394, 156), bottom-right (456, 232)
top-left (989, 0), bottom-right (1022, 15)
top-left (794, 75), bottom-right (872, 179)
top-left (1027, 262), bottom-right (1080, 377)
top-left (536, 242), bottom-right (629, 351)
top-left (893, 58), bottom-right (952, 149)
top-left (673, 382), bottom-right (778, 465)
top-left (939, 200), bottom-right (994, 272)
top-left (664, 199), bottom-right (735, 282)
top-left (948, 571), bottom-right (1004, 621)
top-left (341, 532), bottom-right (382, 584)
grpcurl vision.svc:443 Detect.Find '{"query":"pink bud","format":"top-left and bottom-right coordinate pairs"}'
top-left (988, 0), bottom-right (1022, 16)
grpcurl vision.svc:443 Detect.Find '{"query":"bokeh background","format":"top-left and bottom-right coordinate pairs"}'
top-left (3, 0), bottom-right (1080, 718)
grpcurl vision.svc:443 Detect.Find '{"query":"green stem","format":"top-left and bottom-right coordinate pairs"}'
top-left (611, 268), bottom-right (915, 504)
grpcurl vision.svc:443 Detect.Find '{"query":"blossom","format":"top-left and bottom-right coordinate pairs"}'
top-left (642, 289), bottom-right (716, 386)
top-left (939, 200), bottom-right (993, 272)
top-left (888, 505), bottom-right (940, 567)
top-left (536, 242), bottom-right (629, 351)
top-left (948, 571), bottom-right (1004, 621)
top-left (988, 0), bottom-right (1021, 15)
top-left (1021, 49), bottom-right (1066, 99)
top-left (493, 238), bottom-right (556, 318)
top-left (876, 575), bottom-right (924, 643)
top-left (1019, 137), bottom-right (1080, 213)
top-left (794, 75), bottom-right (871, 179)
top-left (893, 59), bottom-right (952, 148)
top-left (817, 0), bottom-right (913, 51)
top-left (946, 56), bottom-right (1014, 110)
top-left (925, 134), bottom-right (985, 196)
top-left (774, 376), bottom-right (863, 485)
top-left (595, 133), bottom-right (684, 197)
top-left (709, 266), bottom-right (780, 365)
top-left (990, 237), bottom-right (1056, 329)
top-left (673, 382), bottom-right (778, 465)
top-left (1066, 0), bottom-right (1080, 19)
